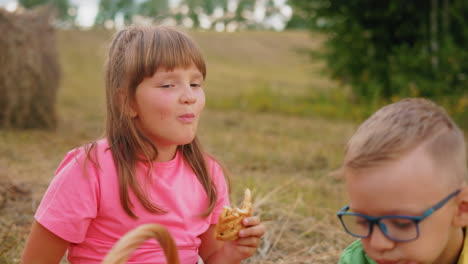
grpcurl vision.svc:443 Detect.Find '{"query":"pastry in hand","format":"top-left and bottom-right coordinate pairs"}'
top-left (215, 188), bottom-right (252, 241)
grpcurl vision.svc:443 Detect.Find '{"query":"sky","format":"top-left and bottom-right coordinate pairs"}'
top-left (73, 0), bottom-right (98, 27)
top-left (0, 0), bottom-right (292, 30)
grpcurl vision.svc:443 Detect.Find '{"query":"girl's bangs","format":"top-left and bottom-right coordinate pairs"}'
top-left (144, 28), bottom-right (206, 78)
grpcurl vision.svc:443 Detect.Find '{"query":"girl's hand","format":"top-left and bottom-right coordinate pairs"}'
top-left (199, 215), bottom-right (266, 264)
top-left (224, 215), bottom-right (266, 260)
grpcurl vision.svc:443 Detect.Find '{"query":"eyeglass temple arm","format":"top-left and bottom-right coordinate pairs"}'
top-left (338, 205), bottom-right (350, 214)
top-left (422, 189), bottom-right (461, 217)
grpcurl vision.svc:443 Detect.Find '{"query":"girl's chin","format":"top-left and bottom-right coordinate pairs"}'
top-left (175, 137), bottom-right (197, 146)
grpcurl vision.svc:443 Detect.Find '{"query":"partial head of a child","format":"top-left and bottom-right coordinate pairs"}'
top-left (105, 25), bottom-right (206, 155)
top-left (338, 98), bottom-right (468, 263)
top-left (101, 25), bottom-right (216, 218)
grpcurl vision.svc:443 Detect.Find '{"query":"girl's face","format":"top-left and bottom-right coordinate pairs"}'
top-left (132, 62), bottom-right (205, 152)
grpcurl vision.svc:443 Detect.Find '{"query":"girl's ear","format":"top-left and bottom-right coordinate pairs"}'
top-left (453, 186), bottom-right (468, 227)
top-left (129, 106), bottom-right (138, 118)
top-left (118, 89), bottom-right (138, 118)
top-left (127, 94), bottom-right (138, 118)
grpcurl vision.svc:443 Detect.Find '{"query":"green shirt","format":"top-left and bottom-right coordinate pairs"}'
top-left (338, 240), bottom-right (376, 264)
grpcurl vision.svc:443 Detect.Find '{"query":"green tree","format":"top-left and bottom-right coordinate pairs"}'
top-left (181, 0), bottom-right (228, 28)
top-left (94, 0), bottom-right (115, 25)
top-left (289, 0), bottom-right (468, 103)
top-left (19, 0), bottom-right (75, 23)
top-left (138, 0), bottom-right (169, 18)
top-left (95, 0), bottom-right (135, 26)
top-left (234, 0), bottom-right (255, 25)
top-left (284, 0), bottom-right (309, 29)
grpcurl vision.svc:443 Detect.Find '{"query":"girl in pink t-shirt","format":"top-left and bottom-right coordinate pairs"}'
top-left (21, 25), bottom-right (265, 264)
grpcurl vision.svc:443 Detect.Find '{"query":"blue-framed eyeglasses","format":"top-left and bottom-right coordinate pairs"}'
top-left (337, 189), bottom-right (460, 242)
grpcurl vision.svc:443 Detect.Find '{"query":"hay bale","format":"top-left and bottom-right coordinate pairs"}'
top-left (0, 7), bottom-right (61, 129)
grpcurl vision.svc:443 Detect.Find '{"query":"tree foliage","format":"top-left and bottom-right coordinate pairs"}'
top-left (19, 0), bottom-right (75, 23)
top-left (94, 0), bottom-right (137, 25)
top-left (289, 0), bottom-right (468, 103)
top-left (94, 0), bottom-right (289, 31)
top-left (138, 0), bottom-right (169, 19)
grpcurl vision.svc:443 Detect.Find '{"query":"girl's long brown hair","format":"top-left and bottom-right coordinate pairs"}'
top-left (87, 25), bottom-right (221, 218)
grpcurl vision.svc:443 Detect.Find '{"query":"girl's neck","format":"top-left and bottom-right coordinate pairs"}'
top-left (154, 144), bottom-right (178, 162)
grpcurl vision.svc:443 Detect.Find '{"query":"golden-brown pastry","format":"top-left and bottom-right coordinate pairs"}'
top-left (215, 188), bottom-right (252, 241)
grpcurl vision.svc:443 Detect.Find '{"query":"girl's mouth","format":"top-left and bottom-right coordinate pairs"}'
top-left (178, 113), bottom-right (195, 123)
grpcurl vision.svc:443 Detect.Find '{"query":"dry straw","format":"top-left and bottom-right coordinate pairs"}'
top-left (0, 6), bottom-right (60, 129)
top-left (102, 224), bottom-right (180, 264)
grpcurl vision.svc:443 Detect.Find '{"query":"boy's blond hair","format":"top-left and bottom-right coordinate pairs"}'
top-left (344, 98), bottom-right (467, 185)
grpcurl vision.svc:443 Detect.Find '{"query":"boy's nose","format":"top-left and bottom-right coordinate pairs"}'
top-left (366, 225), bottom-right (395, 251)
top-left (180, 86), bottom-right (196, 104)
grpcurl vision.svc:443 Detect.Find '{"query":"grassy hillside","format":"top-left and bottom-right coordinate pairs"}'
top-left (0, 29), bottom-right (465, 263)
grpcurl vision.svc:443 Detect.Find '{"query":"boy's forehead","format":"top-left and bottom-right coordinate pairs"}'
top-left (346, 175), bottom-right (444, 215)
top-left (346, 143), bottom-right (451, 186)
top-left (344, 146), bottom-right (453, 212)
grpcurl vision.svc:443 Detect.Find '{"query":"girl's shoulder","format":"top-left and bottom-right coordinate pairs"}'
top-left (203, 154), bottom-right (229, 187)
top-left (204, 154), bottom-right (224, 173)
top-left (204, 153), bottom-right (219, 166)
top-left (56, 138), bottom-right (113, 175)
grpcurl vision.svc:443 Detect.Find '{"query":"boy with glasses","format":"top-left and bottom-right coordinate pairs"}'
top-left (337, 98), bottom-right (468, 263)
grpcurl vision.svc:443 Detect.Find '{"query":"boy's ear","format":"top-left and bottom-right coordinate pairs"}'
top-left (453, 186), bottom-right (468, 227)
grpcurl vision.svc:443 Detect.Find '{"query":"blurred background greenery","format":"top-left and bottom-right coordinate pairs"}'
top-left (4, 0), bottom-right (467, 127)
top-left (0, 0), bottom-right (467, 263)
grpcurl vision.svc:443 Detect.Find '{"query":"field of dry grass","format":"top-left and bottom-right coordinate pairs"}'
top-left (1, 28), bottom-right (465, 263)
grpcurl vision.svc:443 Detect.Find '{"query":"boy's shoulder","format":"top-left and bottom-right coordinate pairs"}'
top-left (458, 229), bottom-right (468, 264)
top-left (339, 240), bottom-right (376, 264)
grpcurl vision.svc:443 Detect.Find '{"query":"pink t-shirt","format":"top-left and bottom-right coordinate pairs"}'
top-left (35, 139), bottom-right (230, 264)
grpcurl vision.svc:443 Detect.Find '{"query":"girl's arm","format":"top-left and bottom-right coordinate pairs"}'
top-left (199, 216), bottom-right (265, 264)
top-left (21, 220), bottom-right (70, 264)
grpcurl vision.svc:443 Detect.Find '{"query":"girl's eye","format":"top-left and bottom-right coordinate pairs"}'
top-left (190, 83), bottom-right (201, 88)
top-left (160, 84), bottom-right (172, 88)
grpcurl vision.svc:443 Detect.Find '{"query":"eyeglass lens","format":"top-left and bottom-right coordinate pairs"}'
top-left (340, 214), bottom-right (418, 241)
